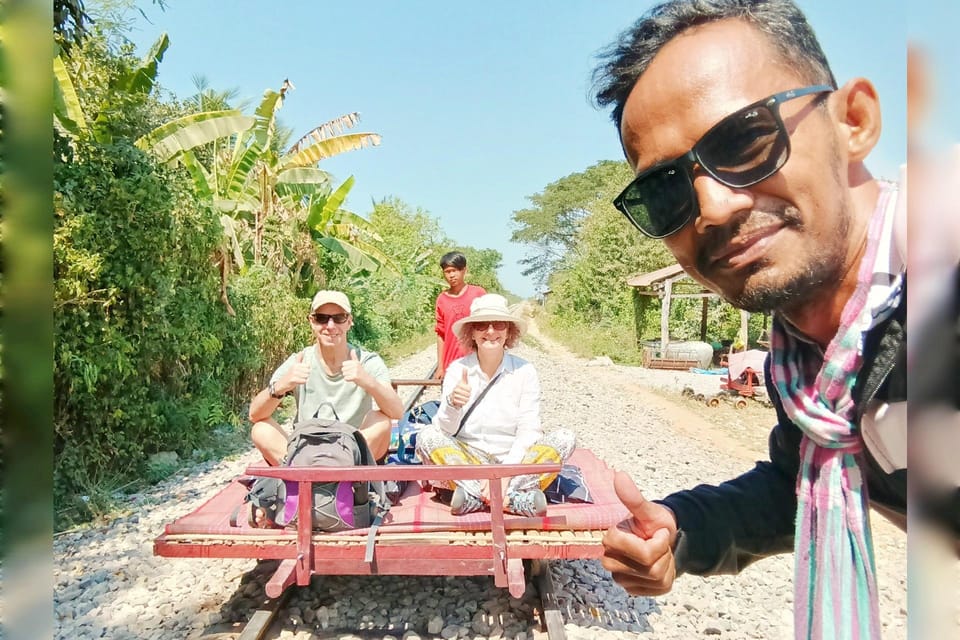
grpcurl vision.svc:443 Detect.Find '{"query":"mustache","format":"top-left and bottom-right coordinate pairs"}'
top-left (696, 205), bottom-right (803, 270)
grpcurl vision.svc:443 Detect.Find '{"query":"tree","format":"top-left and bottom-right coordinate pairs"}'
top-left (54, 0), bottom-right (92, 54)
top-left (511, 160), bottom-right (635, 290)
top-left (54, 31), bottom-right (170, 144)
top-left (135, 82), bottom-right (389, 310)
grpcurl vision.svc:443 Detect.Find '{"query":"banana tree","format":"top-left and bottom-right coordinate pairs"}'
top-left (135, 81), bottom-right (387, 308)
top-left (301, 176), bottom-right (400, 275)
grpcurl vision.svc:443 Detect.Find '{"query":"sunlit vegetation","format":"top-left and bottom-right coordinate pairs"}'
top-left (51, 8), bottom-right (502, 528)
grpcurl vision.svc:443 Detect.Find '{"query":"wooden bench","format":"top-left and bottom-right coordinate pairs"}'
top-left (643, 356), bottom-right (700, 370)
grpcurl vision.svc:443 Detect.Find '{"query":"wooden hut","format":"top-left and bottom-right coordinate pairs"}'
top-left (626, 264), bottom-right (750, 369)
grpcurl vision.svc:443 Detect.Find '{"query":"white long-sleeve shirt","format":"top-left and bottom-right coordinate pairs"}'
top-left (434, 352), bottom-right (542, 464)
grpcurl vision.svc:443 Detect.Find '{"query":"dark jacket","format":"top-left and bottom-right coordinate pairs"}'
top-left (661, 293), bottom-right (908, 576)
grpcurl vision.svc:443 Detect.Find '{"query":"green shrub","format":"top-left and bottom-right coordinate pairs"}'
top-left (53, 139), bottom-right (265, 525)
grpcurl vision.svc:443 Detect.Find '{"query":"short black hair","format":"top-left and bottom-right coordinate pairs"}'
top-left (440, 251), bottom-right (467, 270)
top-left (591, 0), bottom-right (836, 133)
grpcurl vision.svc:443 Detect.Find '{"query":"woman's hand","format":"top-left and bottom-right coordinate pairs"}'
top-left (448, 368), bottom-right (472, 409)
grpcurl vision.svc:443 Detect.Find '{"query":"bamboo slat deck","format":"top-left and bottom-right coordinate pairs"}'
top-left (155, 448), bottom-right (627, 600)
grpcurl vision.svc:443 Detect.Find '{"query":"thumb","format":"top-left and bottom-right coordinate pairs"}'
top-left (350, 349), bottom-right (359, 361)
top-left (461, 368), bottom-right (469, 384)
top-left (613, 471), bottom-right (668, 538)
top-left (296, 351), bottom-right (305, 363)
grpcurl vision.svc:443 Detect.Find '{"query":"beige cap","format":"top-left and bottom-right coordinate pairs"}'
top-left (310, 290), bottom-right (351, 313)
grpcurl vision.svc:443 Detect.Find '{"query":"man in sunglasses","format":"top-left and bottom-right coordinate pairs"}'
top-left (249, 290), bottom-right (403, 465)
top-left (591, 1), bottom-right (920, 638)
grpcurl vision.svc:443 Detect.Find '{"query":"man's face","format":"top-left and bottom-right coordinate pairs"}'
top-left (310, 302), bottom-right (352, 346)
top-left (442, 266), bottom-right (466, 288)
top-left (619, 19), bottom-right (851, 313)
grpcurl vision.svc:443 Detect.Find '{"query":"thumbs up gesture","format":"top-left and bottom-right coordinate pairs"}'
top-left (341, 349), bottom-right (367, 386)
top-left (279, 350), bottom-right (311, 392)
top-left (600, 472), bottom-right (679, 596)
top-left (448, 367), bottom-right (472, 409)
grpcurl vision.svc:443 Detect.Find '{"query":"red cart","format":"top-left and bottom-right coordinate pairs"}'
top-left (154, 379), bottom-right (628, 639)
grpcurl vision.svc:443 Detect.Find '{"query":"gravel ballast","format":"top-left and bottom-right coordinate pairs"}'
top-left (54, 329), bottom-right (908, 639)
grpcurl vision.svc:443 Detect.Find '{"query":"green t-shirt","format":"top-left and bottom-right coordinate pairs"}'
top-left (269, 343), bottom-right (391, 428)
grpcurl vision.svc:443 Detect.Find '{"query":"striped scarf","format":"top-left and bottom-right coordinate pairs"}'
top-left (769, 184), bottom-right (895, 640)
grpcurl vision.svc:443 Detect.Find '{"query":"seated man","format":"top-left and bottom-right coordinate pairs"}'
top-left (249, 290), bottom-right (403, 464)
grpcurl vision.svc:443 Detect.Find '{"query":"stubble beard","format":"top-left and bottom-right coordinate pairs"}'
top-left (707, 143), bottom-right (851, 313)
top-left (734, 198), bottom-right (852, 315)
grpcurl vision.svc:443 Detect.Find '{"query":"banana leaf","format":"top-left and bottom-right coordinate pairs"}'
top-left (118, 32), bottom-right (169, 95)
top-left (135, 111), bottom-right (254, 163)
top-left (279, 133), bottom-right (381, 170)
top-left (53, 55), bottom-right (87, 135)
top-left (285, 112), bottom-right (361, 155)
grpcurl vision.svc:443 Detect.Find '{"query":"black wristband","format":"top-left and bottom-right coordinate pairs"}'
top-left (269, 381), bottom-right (286, 399)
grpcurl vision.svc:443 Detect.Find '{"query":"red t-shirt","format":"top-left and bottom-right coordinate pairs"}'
top-left (435, 284), bottom-right (486, 371)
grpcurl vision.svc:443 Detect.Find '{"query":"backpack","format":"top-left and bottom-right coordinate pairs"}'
top-left (243, 418), bottom-right (387, 531)
top-left (387, 399), bottom-right (441, 465)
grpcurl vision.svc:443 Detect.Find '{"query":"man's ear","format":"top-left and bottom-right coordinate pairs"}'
top-left (833, 77), bottom-right (882, 163)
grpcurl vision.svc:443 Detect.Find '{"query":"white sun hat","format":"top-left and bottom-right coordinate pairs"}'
top-left (452, 293), bottom-right (527, 338)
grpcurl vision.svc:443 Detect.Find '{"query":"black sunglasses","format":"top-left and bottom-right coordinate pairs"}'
top-left (309, 312), bottom-right (350, 324)
top-left (613, 84), bottom-right (834, 239)
top-left (472, 320), bottom-right (510, 331)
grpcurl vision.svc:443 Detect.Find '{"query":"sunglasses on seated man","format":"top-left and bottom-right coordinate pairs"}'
top-left (309, 312), bottom-right (350, 324)
top-left (613, 84), bottom-right (834, 239)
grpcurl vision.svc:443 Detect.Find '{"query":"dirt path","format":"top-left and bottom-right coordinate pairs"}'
top-left (522, 303), bottom-right (766, 462)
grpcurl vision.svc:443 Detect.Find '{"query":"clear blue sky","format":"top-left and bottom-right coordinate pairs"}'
top-left (128, 1), bottom-right (907, 299)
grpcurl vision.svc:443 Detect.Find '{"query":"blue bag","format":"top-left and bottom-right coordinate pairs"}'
top-left (544, 464), bottom-right (594, 504)
top-left (387, 400), bottom-right (441, 465)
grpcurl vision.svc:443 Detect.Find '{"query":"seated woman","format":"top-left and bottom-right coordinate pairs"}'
top-left (415, 294), bottom-right (575, 516)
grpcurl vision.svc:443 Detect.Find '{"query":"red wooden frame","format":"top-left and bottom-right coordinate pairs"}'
top-left (155, 450), bottom-right (627, 598)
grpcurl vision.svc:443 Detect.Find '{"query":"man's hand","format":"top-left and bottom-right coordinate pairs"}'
top-left (434, 367), bottom-right (445, 380)
top-left (278, 351), bottom-right (310, 394)
top-left (341, 349), bottom-right (369, 387)
top-left (448, 368), bottom-right (472, 409)
top-left (601, 471), bottom-right (679, 596)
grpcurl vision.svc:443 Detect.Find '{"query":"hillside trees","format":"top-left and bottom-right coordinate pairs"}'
top-left (511, 160), bottom-right (642, 290)
top-left (514, 159), bottom-right (771, 360)
top-left (513, 159), bottom-right (763, 360)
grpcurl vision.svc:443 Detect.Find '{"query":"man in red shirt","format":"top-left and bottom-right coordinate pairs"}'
top-left (434, 251), bottom-right (486, 379)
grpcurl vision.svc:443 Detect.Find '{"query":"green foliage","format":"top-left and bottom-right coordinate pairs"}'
top-left (338, 197), bottom-right (450, 351)
top-left (512, 160), bottom-right (637, 290)
top-left (458, 247), bottom-right (504, 295)
top-left (540, 308), bottom-right (644, 366)
top-left (49, 22), bottom-right (511, 529)
top-left (53, 138), bottom-right (261, 525)
top-left (54, 0), bottom-right (92, 54)
top-left (543, 163), bottom-right (674, 335)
